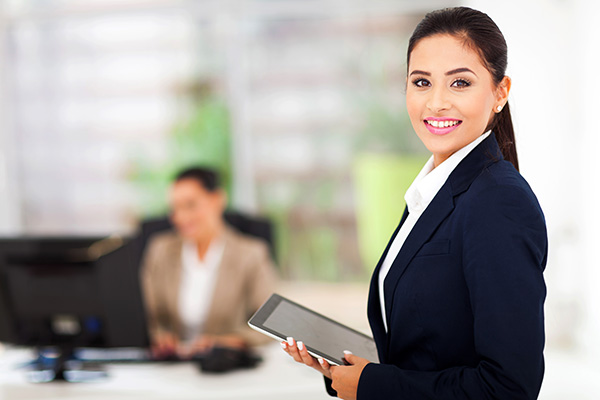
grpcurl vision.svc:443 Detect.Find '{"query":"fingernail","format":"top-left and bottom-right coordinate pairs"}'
top-left (287, 337), bottom-right (294, 346)
top-left (318, 357), bottom-right (325, 365)
top-left (281, 342), bottom-right (287, 349)
top-left (343, 350), bottom-right (353, 355)
top-left (297, 341), bottom-right (304, 351)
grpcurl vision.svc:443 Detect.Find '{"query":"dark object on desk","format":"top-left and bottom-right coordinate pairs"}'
top-left (196, 346), bottom-right (262, 374)
top-left (74, 346), bottom-right (262, 374)
top-left (0, 236), bottom-right (149, 382)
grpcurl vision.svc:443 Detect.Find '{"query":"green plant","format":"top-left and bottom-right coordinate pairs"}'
top-left (129, 82), bottom-right (232, 218)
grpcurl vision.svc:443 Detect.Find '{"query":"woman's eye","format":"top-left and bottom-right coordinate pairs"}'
top-left (412, 78), bottom-right (430, 88)
top-left (451, 79), bottom-right (471, 88)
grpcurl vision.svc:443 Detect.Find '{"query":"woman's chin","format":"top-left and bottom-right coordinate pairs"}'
top-left (178, 229), bottom-right (199, 240)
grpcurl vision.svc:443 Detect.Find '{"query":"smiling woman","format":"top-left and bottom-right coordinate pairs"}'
top-left (282, 6), bottom-right (547, 400)
top-left (407, 34), bottom-right (511, 168)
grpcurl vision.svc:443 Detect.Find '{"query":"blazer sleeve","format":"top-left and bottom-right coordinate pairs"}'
top-left (140, 237), bottom-right (170, 343)
top-left (357, 183), bottom-right (547, 400)
top-left (233, 240), bottom-right (279, 346)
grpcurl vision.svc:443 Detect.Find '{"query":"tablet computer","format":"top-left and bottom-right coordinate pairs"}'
top-left (248, 293), bottom-right (378, 366)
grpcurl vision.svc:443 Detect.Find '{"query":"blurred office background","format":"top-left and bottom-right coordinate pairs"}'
top-left (0, 0), bottom-right (599, 397)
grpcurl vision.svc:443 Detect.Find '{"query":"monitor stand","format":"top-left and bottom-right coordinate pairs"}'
top-left (26, 347), bottom-right (108, 383)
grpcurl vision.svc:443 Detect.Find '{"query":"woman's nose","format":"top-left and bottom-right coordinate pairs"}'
top-left (426, 87), bottom-right (451, 113)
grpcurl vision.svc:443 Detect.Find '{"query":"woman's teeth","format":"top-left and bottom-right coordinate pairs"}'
top-left (426, 120), bottom-right (460, 128)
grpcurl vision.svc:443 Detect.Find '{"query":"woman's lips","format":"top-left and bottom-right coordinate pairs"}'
top-left (423, 118), bottom-right (462, 135)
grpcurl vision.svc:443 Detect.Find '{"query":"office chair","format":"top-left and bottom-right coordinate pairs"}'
top-left (133, 210), bottom-right (275, 271)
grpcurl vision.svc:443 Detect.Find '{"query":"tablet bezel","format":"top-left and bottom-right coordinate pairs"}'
top-left (248, 293), bottom-right (376, 366)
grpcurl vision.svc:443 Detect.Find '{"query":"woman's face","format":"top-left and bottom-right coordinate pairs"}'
top-left (406, 34), bottom-right (509, 167)
top-left (169, 179), bottom-right (225, 242)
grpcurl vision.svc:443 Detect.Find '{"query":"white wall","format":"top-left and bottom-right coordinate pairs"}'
top-left (0, 5), bottom-right (22, 234)
top-left (576, 0), bottom-right (600, 357)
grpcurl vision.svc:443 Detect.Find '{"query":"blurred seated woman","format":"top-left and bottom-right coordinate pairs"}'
top-left (141, 167), bottom-right (277, 359)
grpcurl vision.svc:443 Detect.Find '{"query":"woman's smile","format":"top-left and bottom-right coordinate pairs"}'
top-left (424, 117), bottom-right (463, 135)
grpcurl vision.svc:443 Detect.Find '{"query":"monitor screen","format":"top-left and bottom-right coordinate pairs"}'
top-left (0, 237), bottom-right (148, 349)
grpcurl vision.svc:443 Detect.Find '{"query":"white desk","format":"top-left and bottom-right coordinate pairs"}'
top-left (0, 344), bottom-right (333, 400)
top-left (2, 344), bottom-right (600, 400)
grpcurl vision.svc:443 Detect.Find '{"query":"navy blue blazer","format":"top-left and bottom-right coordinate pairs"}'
top-left (340, 134), bottom-right (547, 399)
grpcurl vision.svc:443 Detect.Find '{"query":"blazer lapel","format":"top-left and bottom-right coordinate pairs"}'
top-left (367, 206), bottom-right (409, 361)
top-left (382, 184), bottom-right (454, 323)
top-left (164, 235), bottom-right (184, 336)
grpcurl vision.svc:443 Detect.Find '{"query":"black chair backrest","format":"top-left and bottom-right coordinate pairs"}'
top-left (134, 211), bottom-right (275, 270)
top-left (222, 211), bottom-right (274, 257)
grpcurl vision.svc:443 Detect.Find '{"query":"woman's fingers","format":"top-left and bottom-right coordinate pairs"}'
top-left (281, 337), bottom-right (333, 379)
top-left (297, 341), bottom-right (316, 366)
top-left (317, 356), bottom-right (331, 370)
top-left (316, 356), bottom-right (333, 379)
top-left (152, 333), bottom-right (179, 359)
top-left (193, 335), bottom-right (215, 354)
top-left (285, 337), bottom-right (305, 363)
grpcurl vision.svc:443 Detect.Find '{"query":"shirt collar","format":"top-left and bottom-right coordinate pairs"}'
top-left (405, 131), bottom-right (491, 214)
top-left (182, 235), bottom-right (225, 271)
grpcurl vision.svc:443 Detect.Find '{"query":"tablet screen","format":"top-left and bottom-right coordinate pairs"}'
top-left (249, 294), bottom-right (378, 365)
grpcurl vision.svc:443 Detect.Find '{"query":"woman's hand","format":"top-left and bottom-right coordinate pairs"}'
top-left (281, 337), bottom-right (332, 379)
top-left (151, 331), bottom-right (179, 359)
top-left (329, 352), bottom-right (370, 400)
top-left (179, 335), bottom-right (216, 358)
top-left (179, 334), bottom-right (247, 358)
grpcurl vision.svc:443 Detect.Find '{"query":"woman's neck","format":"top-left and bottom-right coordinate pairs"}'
top-left (195, 222), bottom-right (224, 261)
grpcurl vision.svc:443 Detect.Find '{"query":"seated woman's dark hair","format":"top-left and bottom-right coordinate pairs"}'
top-left (408, 7), bottom-right (519, 171)
top-left (175, 167), bottom-right (220, 192)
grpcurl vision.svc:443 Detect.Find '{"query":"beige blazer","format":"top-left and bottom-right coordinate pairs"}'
top-left (140, 225), bottom-right (277, 346)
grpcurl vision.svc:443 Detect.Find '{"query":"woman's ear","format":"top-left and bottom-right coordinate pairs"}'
top-left (496, 76), bottom-right (511, 105)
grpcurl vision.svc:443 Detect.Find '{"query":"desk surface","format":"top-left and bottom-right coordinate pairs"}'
top-left (2, 344), bottom-right (600, 400)
top-left (0, 344), bottom-right (332, 400)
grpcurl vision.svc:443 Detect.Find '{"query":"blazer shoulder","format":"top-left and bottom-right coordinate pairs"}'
top-left (224, 226), bottom-right (270, 259)
top-left (143, 230), bottom-right (182, 262)
top-left (469, 161), bottom-right (540, 203)
top-left (146, 230), bottom-right (180, 250)
top-left (461, 160), bottom-right (546, 227)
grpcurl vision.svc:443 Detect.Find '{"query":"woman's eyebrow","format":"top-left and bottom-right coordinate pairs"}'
top-left (446, 67), bottom-right (477, 76)
top-left (409, 70), bottom-right (431, 76)
top-left (409, 68), bottom-right (478, 77)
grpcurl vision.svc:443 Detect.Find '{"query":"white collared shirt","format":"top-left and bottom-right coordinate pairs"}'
top-left (378, 131), bottom-right (491, 332)
top-left (178, 237), bottom-right (225, 342)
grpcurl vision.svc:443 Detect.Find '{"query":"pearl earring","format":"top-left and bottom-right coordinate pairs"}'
top-left (496, 105), bottom-right (503, 112)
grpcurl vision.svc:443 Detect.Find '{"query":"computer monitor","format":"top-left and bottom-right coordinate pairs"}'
top-left (0, 236), bottom-right (149, 381)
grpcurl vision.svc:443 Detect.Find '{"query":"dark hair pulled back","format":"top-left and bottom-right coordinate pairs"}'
top-left (175, 167), bottom-right (221, 192)
top-left (408, 7), bottom-right (519, 171)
